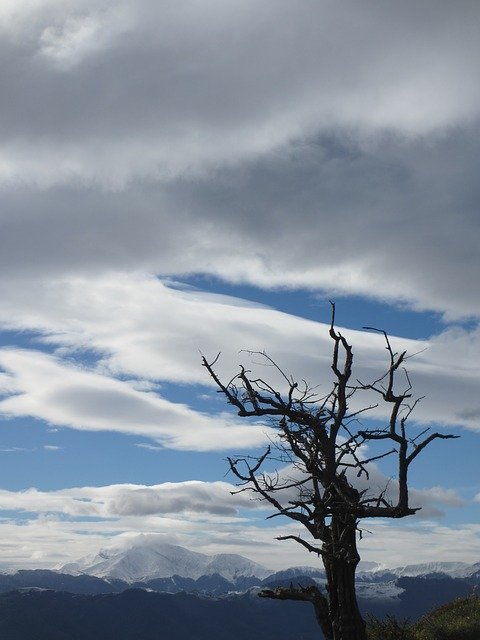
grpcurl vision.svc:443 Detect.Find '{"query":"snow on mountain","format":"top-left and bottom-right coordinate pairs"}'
top-left (353, 560), bottom-right (480, 602)
top-left (205, 554), bottom-right (270, 581)
top-left (356, 581), bottom-right (404, 601)
top-left (263, 566), bottom-right (326, 582)
top-left (61, 534), bottom-right (480, 589)
top-left (61, 536), bottom-right (270, 583)
top-left (264, 561), bottom-right (382, 584)
top-left (454, 561), bottom-right (480, 578)
top-left (358, 561), bottom-right (381, 572)
top-left (386, 562), bottom-right (470, 578)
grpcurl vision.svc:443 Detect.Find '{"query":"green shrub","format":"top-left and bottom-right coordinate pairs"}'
top-left (367, 614), bottom-right (414, 640)
top-left (413, 595), bottom-right (480, 640)
top-left (368, 595), bottom-right (480, 640)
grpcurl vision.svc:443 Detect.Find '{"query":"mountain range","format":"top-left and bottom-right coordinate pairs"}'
top-left (57, 535), bottom-right (480, 597)
top-left (61, 536), bottom-right (271, 583)
top-left (0, 574), bottom-right (475, 640)
top-left (0, 535), bottom-right (475, 608)
top-left (0, 538), bottom-right (478, 639)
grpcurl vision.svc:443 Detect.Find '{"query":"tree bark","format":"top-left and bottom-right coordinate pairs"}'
top-left (323, 514), bottom-right (367, 640)
top-left (261, 514), bottom-right (367, 640)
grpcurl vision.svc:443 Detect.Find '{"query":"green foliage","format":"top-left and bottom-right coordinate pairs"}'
top-left (367, 595), bottom-right (480, 640)
top-left (413, 595), bottom-right (480, 640)
top-left (367, 614), bottom-right (414, 640)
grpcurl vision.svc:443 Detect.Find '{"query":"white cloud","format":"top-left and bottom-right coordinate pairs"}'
top-left (0, 480), bottom-right (258, 518)
top-left (0, 479), bottom-right (473, 571)
top-left (358, 521), bottom-right (480, 569)
top-left (0, 274), bottom-right (479, 436)
top-left (238, 456), bottom-right (465, 522)
top-left (0, 347), bottom-right (272, 451)
top-left (358, 469), bottom-right (465, 519)
top-left (134, 443), bottom-right (163, 452)
top-left (37, 7), bottom-right (132, 70)
top-left (0, 470), bottom-right (458, 522)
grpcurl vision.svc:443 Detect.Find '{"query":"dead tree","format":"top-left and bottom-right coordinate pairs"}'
top-left (202, 305), bottom-right (457, 640)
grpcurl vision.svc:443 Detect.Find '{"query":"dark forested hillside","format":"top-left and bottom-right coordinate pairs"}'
top-left (0, 577), bottom-right (476, 640)
top-left (0, 589), bottom-right (320, 640)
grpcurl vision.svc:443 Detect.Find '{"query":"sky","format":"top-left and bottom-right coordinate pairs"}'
top-left (0, 0), bottom-right (480, 572)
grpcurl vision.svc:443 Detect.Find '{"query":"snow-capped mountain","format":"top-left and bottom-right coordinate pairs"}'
top-left (263, 561), bottom-right (381, 583)
top-left (61, 536), bottom-right (271, 583)
top-left (365, 562), bottom-right (471, 580)
top-left (60, 534), bottom-right (480, 602)
top-left (263, 566), bottom-right (326, 582)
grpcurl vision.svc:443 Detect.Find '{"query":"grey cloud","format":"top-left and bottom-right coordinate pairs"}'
top-left (167, 125), bottom-right (480, 317)
top-left (248, 458), bottom-right (464, 523)
top-left (0, 123), bottom-right (480, 319)
top-left (0, 1), bottom-right (478, 318)
top-left (106, 487), bottom-right (237, 517)
top-left (0, 473), bottom-right (459, 523)
top-left (456, 407), bottom-right (480, 422)
top-left (0, 348), bottom-right (273, 450)
top-left (0, 481), bottom-right (259, 518)
top-left (0, 0), bottom-right (479, 185)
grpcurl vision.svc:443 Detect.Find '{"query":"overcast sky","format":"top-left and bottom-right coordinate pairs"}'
top-left (0, 0), bottom-right (480, 571)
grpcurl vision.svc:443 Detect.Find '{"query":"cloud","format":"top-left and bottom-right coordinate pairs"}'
top-left (358, 470), bottom-right (465, 519)
top-left (358, 521), bottom-right (480, 569)
top-left (241, 455), bottom-right (465, 522)
top-left (0, 347), bottom-right (272, 451)
top-left (0, 274), bottom-right (479, 436)
top-left (0, 480), bottom-right (258, 518)
top-left (0, 126), bottom-right (479, 320)
top-left (0, 1), bottom-right (477, 319)
top-left (0, 2), bottom-right (477, 318)
top-left (134, 443), bottom-right (163, 452)
top-left (0, 479), bottom-right (473, 571)
top-left (0, 0), bottom-right (478, 188)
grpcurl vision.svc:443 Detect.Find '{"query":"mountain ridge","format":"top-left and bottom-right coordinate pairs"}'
top-left (61, 538), bottom-right (271, 583)
top-left (59, 535), bottom-right (480, 586)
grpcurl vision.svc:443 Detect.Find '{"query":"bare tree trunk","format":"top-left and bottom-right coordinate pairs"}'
top-left (324, 558), bottom-right (366, 640)
top-left (323, 514), bottom-right (367, 640)
top-left (261, 515), bottom-right (366, 639)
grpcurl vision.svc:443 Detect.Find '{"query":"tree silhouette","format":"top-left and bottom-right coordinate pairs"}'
top-left (202, 305), bottom-right (457, 640)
